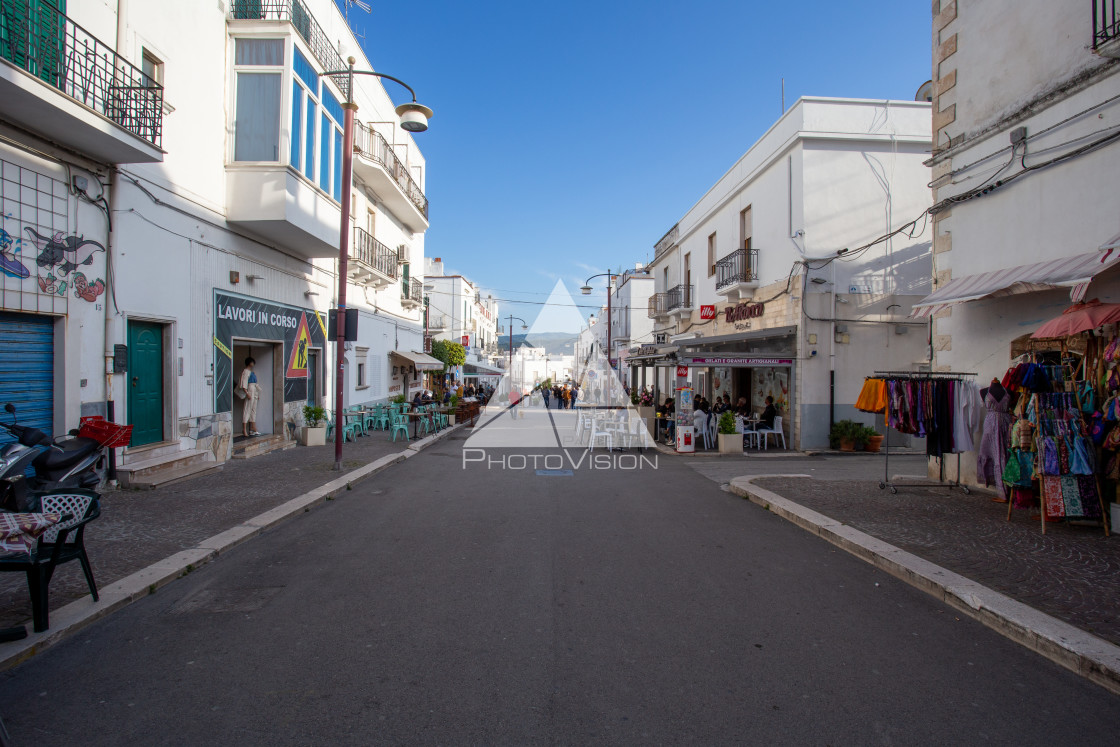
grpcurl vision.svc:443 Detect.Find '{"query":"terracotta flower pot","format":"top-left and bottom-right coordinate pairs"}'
top-left (839, 438), bottom-right (855, 452)
top-left (865, 434), bottom-right (884, 453)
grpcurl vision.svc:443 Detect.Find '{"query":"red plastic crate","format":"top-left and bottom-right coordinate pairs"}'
top-left (78, 416), bottom-right (133, 448)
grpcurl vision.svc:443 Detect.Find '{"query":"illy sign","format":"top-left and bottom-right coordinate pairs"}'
top-left (725, 301), bottom-right (765, 323)
top-left (676, 365), bottom-right (689, 378)
top-left (699, 304), bottom-right (716, 320)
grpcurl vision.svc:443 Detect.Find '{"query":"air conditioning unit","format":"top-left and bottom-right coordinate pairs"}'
top-left (398, 244), bottom-right (410, 263)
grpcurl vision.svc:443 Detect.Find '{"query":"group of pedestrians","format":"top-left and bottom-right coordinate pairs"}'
top-left (542, 382), bottom-right (579, 409)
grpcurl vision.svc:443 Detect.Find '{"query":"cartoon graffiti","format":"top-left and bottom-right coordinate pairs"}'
top-left (37, 273), bottom-right (66, 296)
top-left (0, 229), bottom-right (29, 279)
top-left (71, 272), bottom-right (104, 302)
top-left (23, 228), bottom-right (105, 276)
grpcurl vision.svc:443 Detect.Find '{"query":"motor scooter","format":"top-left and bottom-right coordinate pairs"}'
top-left (0, 403), bottom-right (103, 511)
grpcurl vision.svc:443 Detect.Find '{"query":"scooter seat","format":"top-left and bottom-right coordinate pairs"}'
top-left (32, 437), bottom-right (99, 473)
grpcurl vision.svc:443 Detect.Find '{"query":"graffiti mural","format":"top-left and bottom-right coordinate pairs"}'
top-left (0, 228), bottom-right (28, 279)
top-left (71, 272), bottom-right (104, 302)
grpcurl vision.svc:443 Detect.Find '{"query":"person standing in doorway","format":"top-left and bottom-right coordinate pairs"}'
top-left (239, 356), bottom-right (261, 438)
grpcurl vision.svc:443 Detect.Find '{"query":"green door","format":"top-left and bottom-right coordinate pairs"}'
top-left (127, 321), bottom-right (163, 447)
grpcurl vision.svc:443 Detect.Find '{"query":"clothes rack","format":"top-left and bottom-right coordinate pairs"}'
top-left (871, 370), bottom-right (978, 495)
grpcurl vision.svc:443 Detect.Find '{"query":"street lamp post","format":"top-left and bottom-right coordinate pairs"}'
top-left (505, 315), bottom-right (527, 386)
top-left (320, 58), bottom-right (433, 471)
top-left (581, 272), bottom-right (617, 374)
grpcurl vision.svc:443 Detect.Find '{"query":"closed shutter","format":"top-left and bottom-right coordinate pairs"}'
top-left (0, 311), bottom-right (54, 447)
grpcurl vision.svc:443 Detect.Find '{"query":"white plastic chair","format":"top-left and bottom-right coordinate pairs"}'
top-left (743, 428), bottom-right (761, 450)
top-left (588, 418), bottom-right (613, 450)
top-left (756, 415), bottom-right (786, 450)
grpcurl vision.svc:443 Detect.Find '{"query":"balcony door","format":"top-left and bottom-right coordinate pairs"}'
top-left (0, 0), bottom-right (66, 85)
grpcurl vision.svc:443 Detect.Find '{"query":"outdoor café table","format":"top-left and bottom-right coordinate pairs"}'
top-left (655, 416), bottom-right (675, 444)
top-left (344, 409), bottom-right (370, 436)
top-left (405, 408), bottom-right (429, 439)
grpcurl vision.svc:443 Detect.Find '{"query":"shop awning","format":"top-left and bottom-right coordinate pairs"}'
top-left (678, 325), bottom-right (798, 349)
top-left (391, 350), bottom-right (444, 371)
top-left (464, 360), bottom-right (503, 375)
top-left (910, 250), bottom-right (1120, 318)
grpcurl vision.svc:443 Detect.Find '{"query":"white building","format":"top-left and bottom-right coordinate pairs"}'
top-left (0, 0), bottom-right (434, 484)
top-left (608, 266), bottom-right (655, 371)
top-left (915, 1), bottom-right (1120, 484)
top-left (512, 346), bottom-right (572, 390)
top-left (574, 310), bottom-right (607, 378)
top-left (423, 256), bottom-right (502, 382)
top-left (633, 97), bottom-right (934, 449)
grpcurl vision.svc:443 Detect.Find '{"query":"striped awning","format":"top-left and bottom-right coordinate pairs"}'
top-left (911, 250), bottom-right (1120, 318)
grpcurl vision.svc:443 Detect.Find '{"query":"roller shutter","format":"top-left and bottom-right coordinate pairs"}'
top-left (0, 311), bottom-right (54, 447)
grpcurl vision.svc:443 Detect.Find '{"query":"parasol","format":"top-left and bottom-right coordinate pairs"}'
top-left (1030, 299), bottom-right (1120, 339)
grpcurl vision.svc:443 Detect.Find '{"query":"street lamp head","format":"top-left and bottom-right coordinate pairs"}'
top-left (521, 325), bottom-right (528, 331)
top-left (396, 102), bottom-right (434, 132)
top-left (580, 285), bottom-right (592, 295)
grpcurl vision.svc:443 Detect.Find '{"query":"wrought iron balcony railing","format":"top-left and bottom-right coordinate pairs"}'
top-left (229, 0), bottom-right (349, 98)
top-left (715, 247), bottom-right (759, 290)
top-left (1094, 1), bottom-right (1120, 50)
top-left (666, 284), bottom-right (693, 312)
top-left (402, 277), bottom-right (422, 302)
top-left (353, 121), bottom-right (429, 219)
top-left (648, 292), bottom-right (669, 319)
top-left (0, 0), bottom-right (164, 147)
top-left (352, 226), bottom-right (398, 280)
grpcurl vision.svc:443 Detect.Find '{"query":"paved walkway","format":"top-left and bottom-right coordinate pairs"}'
top-left (741, 470), bottom-right (1120, 647)
top-left (0, 430), bottom-right (421, 629)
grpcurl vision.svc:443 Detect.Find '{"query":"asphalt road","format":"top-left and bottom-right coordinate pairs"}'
top-left (0, 425), bottom-right (1117, 745)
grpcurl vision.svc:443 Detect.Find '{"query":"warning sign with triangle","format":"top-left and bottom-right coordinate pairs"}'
top-left (286, 312), bottom-right (312, 378)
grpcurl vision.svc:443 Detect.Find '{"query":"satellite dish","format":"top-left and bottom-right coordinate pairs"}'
top-left (915, 80), bottom-right (934, 103)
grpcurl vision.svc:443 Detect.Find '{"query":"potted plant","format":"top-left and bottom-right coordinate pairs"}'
top-left (862, 426), bottom-right (885, 453)
top-left (299, 404), bottom-right (327, 446)
top-left (633, 388), bottom-right (656, 426)
top-left (391, 394), bottom-right (407, 405)
top-left (717, 411), bottom-right (742, 453)
top-left (829, 419), bottom-right (861, 452)
top-left (448, 394), bottom-right (460, 424)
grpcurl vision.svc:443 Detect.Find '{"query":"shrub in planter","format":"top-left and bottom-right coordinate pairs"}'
top-left (829, 419), bottom-right (863, 451)
top-left (299, 404), bottom-right (327, 446)
top-left (717, 411), bottom-right (742, 453)
top-left (861, 426), bottom-right (884, 452)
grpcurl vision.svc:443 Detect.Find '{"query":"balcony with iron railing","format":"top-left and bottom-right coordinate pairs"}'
top-left (0, 0), bottom-right (164, 163)
top-left (229, 0), bottom-right (349, 98)
top-left (1094, 1), bottom-right (1120, 55)
top-left (353, 120), bottom-right (429, 232)
top-left (666, 284), bottom-right (693, 315)
top-left (350, 226), bottom-right (398, 288)
top-left (401, 277), bottom-right (423, 308)
top-left (648, 292), bottom-right (669, 319)
top-left (715, 246), bottom-right (760, 299)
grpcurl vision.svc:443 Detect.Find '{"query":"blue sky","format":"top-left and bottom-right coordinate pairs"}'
top-left (338, 0), bottom-right (931, 326)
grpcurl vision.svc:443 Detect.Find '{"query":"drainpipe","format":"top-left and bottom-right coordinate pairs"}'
top-left (829, 262), bottom-right (837, 434)
top-left (100, 0), bottom-right (131, 481)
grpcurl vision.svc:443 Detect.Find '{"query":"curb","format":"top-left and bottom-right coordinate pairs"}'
top-left (0, 425), bottom-right (463, 672)
top-left (727, 475), bottom-right (1120, 696)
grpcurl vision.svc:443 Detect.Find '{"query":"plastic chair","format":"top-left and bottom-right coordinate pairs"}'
top-left (587, 418), bottom-right (613, 450)
top-left (0, 489), bottom-right (101, 632)
top-left (389, 412), bottom-right (410, 442)
top-left (757, 416), bottom-right (786, 450)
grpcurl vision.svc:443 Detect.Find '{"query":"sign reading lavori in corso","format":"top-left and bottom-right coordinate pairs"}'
top-left (212, 291), bottom-right (327, 414)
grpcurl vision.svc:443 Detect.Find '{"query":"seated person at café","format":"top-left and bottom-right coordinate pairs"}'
top-left (735, 396), bottom-right (751, 416)
top-left (412, 391), bottom-right (424, 407)
top-left (712, 397), bottom-right (727, 415)
top-left (661, 397), bottom-right (676, 439)
top-left (760, 396), bottom-right (778, 430)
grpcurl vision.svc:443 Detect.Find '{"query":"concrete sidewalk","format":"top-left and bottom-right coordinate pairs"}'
top-left (726, 472), bottom-right (1120, 695)
top-left (0, 427), bottom-right (455, 631)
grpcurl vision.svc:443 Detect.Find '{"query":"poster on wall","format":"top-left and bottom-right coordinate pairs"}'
top-left (712, 366), bottom-right (732, 404)
top-left (752, 367), bottom-right (789, 415)
top-left (213, 291), bottom-right (327, 414)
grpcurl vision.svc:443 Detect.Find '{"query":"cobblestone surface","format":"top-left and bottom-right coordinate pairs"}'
top-left (752, 477), bottom-right (1120, 647)
top-left (0, 433), bottom-right (417, 628)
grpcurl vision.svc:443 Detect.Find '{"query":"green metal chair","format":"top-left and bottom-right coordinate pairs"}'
top-left (327, 409), bottom-right (360, 442)
top-left (389, 411), bottom-right (410, 442)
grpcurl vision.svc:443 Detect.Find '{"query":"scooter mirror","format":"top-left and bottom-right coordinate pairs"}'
top-left (4, 404), bottom-right (13, 414)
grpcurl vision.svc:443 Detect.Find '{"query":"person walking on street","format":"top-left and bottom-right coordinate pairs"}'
top-left (542, 385), bottom-right (551, 409)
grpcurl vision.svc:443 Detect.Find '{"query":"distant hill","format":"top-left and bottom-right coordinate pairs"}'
top-left (498, 332), bottom-right (578, 355)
